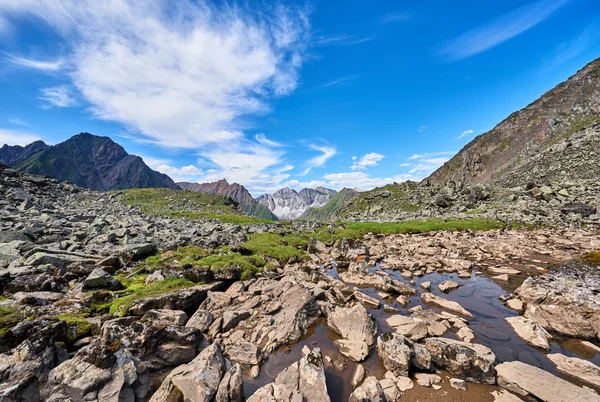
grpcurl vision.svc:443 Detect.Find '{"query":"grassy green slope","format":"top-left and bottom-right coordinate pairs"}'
top-left (122, 188), bottom-right (273, 224)
top-left (300, 188), bottom-right (358, 221)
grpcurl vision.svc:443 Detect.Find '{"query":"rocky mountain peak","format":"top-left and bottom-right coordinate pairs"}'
top-left (257, 186), bottom-right (337, 220)
top-left (1, 133), bottom-right (178, 191)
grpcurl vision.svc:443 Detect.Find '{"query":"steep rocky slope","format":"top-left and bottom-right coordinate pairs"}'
top-left (178, 179), bottom-right (277, 221)
top-left (300, 188), bottom-right (358, 221)
top-left (6, 133), bottom-right (178, 191)
top-left (0, 141), bottom-right (50, 166)
top-left (257, 187), bottom-right (337, 220)
top-left (430, 57), bottom-right (600, 186)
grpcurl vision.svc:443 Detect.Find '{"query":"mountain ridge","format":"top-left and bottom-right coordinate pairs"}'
top-left (177, 179), bottom-right (277, 221)
top-left (429, 57), bottom-right (600, 187)
top-left (1, 133), bottom-right (179, 191)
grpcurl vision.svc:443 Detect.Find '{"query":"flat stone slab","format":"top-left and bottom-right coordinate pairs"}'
top-left (548, 353), bottom-right (600, 388)
top-left (505, 316), bottom-right (551, 350)
top-left (496, 361), bottom-right (600, 402)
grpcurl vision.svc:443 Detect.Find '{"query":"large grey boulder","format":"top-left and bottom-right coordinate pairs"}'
top-left (246, 348), bottom-right (330, 402)
top-left (150, 343), bottom-right (226, 402)
top-left (424, 338), bottom-right (496, 384)
top-left (327, 303), bottom-right (377, 362)
top-left (83, 267), bottom-right (123, 291)
top-left (215, 363), bottom-right (244, 402)
top-left (127, 282), bottom-right (225, 316)
top-left (42, 339), bottom-right (151, 402)
top-left (376, 333), bottom-right (414, 377)
top-left (348, 376), bottom-right (385, 402)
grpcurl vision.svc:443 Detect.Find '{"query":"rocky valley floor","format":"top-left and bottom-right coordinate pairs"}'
top-left (1, 165), bottom-right (600, 402)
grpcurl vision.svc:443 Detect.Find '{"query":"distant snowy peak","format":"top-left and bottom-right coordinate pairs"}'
top-left (257, 187), bottom-right (337, 220)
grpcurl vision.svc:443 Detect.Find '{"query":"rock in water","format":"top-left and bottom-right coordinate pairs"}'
top-left (348, 376), bottom-right (386, 402)
top-left (421, 293), bottom-right (473, 318)
top-left (150, 343), bottom-right (226, 402)
top-left (247, 348), bottom-right (330, 402)
top-left (423, 338), bottom-right (496, 384)
top-left (376, 332), bottom-right (414, 377)
top-left (505, 316), bottom-right (551, 350)
top-left (215, 363), bottom-right (244, 402)
top-left (548, 353), bottom-right (600, 388)
top-left (327, 304), bottom-right (377, 362)
top-left (496, 361), bottom-right (600, 402)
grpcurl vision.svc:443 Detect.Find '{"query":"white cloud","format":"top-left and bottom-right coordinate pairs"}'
top-left (550, 21), bottom-right (600, 66)
top-left (380, 13), bottom-right (411, 25)
top-left (255, 133), bottom-right (284, 148)
top-left (316, 35), bottom-right (375, 46)
top-left (302, 143), bottom-right (337, 175)
top-left (39, 86), bottom-right (77, 108)
top-left (0, 128), bottom-right (42, 146)
top-left (399, 163), bottom-right (412, 167)
top-left (455, 129), bottom-right (474, 140)
top-left (312, 76), bottom-right (355, 90)
top-left (405, 156), bottom-right (452, 178)
top-left (0, 1), bottom-right (310, 149)
top-left (351, 152), bottom-right (384, 170)
top-left (440, 0), bottom-right (571, 60)
top-left (409, 151), bottom-right (456, 160)
top-left (418, 126), bottom-right (428, 132)
top-left (5, 54), bottom-right (64, 71)
top-left (140, 155), bottom-right (172, 170)
top-left (156, 164), bottom-right (203, 181)
top-left (8, 118), bottom-right (30, 127)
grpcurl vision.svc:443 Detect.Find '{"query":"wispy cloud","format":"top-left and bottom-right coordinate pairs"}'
top-left (0, 1), bottom-right (310, 149)
top-left (39, 86), bottom-right (77, 108)
top-left (302, 143), bottom-right (337, 175)
top-left (312, 76), bottom-right (356, 90)
top-left (0, 1), bottom-right (313, 192)
top-left (440, 0), bottom-right (571, 60)
top-left (455, 129), bottom-right (474, 140)
top-left (409, 151), bottom-right (456, 160)
top-left (418, 126), bottom-right (428, 133)
top-left (550, 21), bottom-right (600, 66)
top-left (316, 35), bottom-right (375, 46)
top-left (0, 128), bottom-right (42, 146)
top-left (8, 118), bottom-right (30, 128)
top-left (380, 13), bottom-right (411, 25)
top-left (5, 54), bottom-right (64, 72)
top-left (255, 133), bottom-right (284, 148)
top-left (351, 152), bottom-right (384, 170)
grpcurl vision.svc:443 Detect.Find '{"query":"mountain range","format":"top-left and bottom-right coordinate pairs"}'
top-left (0, 133), bottom-right (178, 191)
top-left (178, 180), bottom-right (278, 221)
top-left (257, 187), bottom-right (337, 220)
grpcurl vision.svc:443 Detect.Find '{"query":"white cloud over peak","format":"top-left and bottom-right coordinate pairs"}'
top-left (441, 0), bottom-right (571, 60)
top-left (351, 152), bottom-right (384, 170)
top-left (0, 128), bottom-right (42, 146)
top-left (455, 129), bottom-right (474, 140)
top-left (1, 0), bottom-right (310, 149)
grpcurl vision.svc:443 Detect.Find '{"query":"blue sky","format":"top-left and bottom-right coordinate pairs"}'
top-left (0, 0), bottom-right (599, 195)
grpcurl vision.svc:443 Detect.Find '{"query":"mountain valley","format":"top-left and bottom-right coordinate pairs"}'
top-left (1, 56), bottom-right (600, 402)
